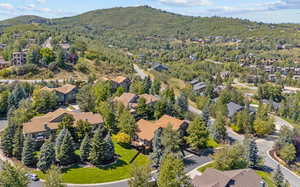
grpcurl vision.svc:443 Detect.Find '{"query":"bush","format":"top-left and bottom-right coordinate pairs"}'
top-left (48, 62), bottom-right (58, 72)
top-left (113, 132), bottom-right (131, 145)
top-left (14, 64), bottom-right (39, 76)
top-left (75, 62), bottom-right (89, 73)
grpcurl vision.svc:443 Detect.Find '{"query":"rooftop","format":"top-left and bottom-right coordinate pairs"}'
top-left (23, 108), bottom-right (103, 134)
top-left (41, 84), bottom-right (76, 95)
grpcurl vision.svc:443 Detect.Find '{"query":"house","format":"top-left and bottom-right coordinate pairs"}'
top-left (261, 99), bottom-right (280, 111)
top-left (0, 57), bottom-right (10, 69)
top-left (192, 168), bottom-right (265, 187)
top-left (11, 52), bottom-right (27, 66)
top-left (192, 82), bottom-right (207, 95)
top-left (151, 63), bottom-right (169, 72)
top-left (41, 84), bottom-right (77, 105)
top-left (220, 71), bottom-right (230, 79)
top-left (227, 102), bottom-right (243, 118)
top-left (134, 115), bottom-right (188, 148)
top-left (109, 76), bottom-right (131, 91)
top-left (114, 92), bottom-right (159, 113)
top-left (268, 74), bottom-right (277, 82)
top-left (189, 78), bottom-right (200, 86)
top-left (23, 108), bottom-right (103, 140)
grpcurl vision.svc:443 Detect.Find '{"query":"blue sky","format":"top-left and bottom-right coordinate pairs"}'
top-left (0, 0), bottom-right (300, 23)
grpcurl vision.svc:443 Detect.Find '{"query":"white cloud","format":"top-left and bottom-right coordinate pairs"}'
top-left (37, 0), bottom-right (46, 4)
top-left (159, 0), bottom-right (211, 7)
top-left (0, 3), bottom-right (14, 10)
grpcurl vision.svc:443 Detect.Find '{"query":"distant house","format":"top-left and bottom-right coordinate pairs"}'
top-left (151, 63), bottom-right (169, 72)
top-left (23, 108), bottom-right (103, 140)
top-left (227, 102), bottom-right (243, 118)
top-left (59, 43), bottom-right (70, 50)
top-left (192, 82), bottom-right (207, 95)
top-left (41, 84), bottom-right (77, 105)
top-left (220, 71), bottom-right (230, 79)
top-left (261, 99), bottom-right (280, 111)
top-left (109, 76), bottom-right (131, 91)
top-left (268, 74), bottom-right (277, 82)
top-left (113, 92), bottom-right (159, 113)
top-left (0, 57), bottom-right (10, 69)
top-left (192, 168), bottom-right (265, 187)
top-left (134, 115), bottom-right (188, 148)
top-left (11, 52), bottom-right (27, 66)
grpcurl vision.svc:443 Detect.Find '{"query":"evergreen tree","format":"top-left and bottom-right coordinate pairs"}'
top-left (89, 126), bottom-right (115, 165)
top-left (273, 165), bottom-right (285, 187)
top-left (150, 128), bottom-right (164, 168)
top-left (176, 92), bottom-right (188, 115)
top-left (97, 101), bottom-right (116, 133)
top-left (202, 103), bottom-right (210, 127)
top-left (157, 154), bottom-right (191, 187)
top-left (186, 117), bottom-right (209, 150)
top-left (211, 114), bottom-right (227, 143)
top-left (136, 98), bottom-right (149, 119)
top-left (55, 128), bottom-right (67, 155)
top-left (12, 126), bottom-right (24, 160)
top-left (161, 125), bottom-right (181, 156)
top-left (55, 129), bottom-right (76, 165)
top-left (243, 137), bottom-right (259, 168)
top-left (8, 83), bottom-right (28, 108)
top-left (37, 139), bottom-right (55, 172)
top-left (22, 135), bottom-right (35, 167)
top-left (80, 134), bottom-right (90, 162)
top-left (143, 76), bottom-right (152, 94)
top-left (0, 126), bottom-right (15, 157)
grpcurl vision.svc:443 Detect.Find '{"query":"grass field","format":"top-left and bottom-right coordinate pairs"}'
top-left (35, 143), bottom-right (149, 184)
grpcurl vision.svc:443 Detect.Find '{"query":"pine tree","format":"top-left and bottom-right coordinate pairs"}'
top-left (89, 126), bottom-right (106, 166)
top-left (211, 115), bottom-right (227, 143)
top-left (56, 129), bottom-right (76, 166)
top-left (0, 162), bottom-right (30, 187)
top-left (102, 134), bottom-right (115, 163)
top-left (143, 76), bottom-right (152, 94)
top-left (157, 154), bottom-right (191, 187)
top-left (202, 104), bottom-right (210, 127)
top-left (0, 126), bottom-right (15, 157)
top-left (89, 127), bottom-right (115, 165)
top-left (22, 135), bottom-right (35, 167)
top-left (186, 117), bottom-right (209, 150)
top-left (176, 92), bottom-right (188, 114)
top-left (55, 128), bottom-right (67, 155)
top-left (273, 165), bottom-right (285, 187)
top-left (150, 79), bottom-right (161, 95)
top-left (150, 128), bottom-right (164, 168)
top-left (118, 110), bottom-right (136, 138)
top-left (37, 139), bottom-right (55, 172)
top-left (12, 126), bottom-right (24, 160)
top-left (244, 137), bottom-right (259, 168)
top-left (80, 134), bottom-right (90, 162)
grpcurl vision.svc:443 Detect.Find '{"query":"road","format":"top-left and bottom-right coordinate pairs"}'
top-left (133, 64), bottom-right (147, 80)
top-left (0, 79), bottom-right (66, 84)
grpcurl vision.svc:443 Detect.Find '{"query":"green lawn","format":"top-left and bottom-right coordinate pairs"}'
top-left (35, 143), bottom-right (149, 184)
top-left (197, 162), bottom-right (275, 187)
top-left (206, 138), bottom-right (219, 148)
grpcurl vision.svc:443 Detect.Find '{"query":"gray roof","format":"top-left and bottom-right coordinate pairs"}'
top-left (261, 99), bottom-right (280, 110)
top-left (227, 102), bottom-right (243, 117)
top-left (193, 82), bottom-right (206, 91)
top-left (152, 63), bottom-right (168, 71)
top-left (190, 78), bottom-right (199, 85)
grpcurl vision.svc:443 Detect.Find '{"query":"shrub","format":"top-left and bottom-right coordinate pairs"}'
top-left (113, 132), bottom-right (131, 145)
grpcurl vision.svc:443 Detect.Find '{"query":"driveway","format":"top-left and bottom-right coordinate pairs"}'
top-left (133, 64), bottom-right (147, 80)
top-left (0, 120), bottom-right (7, 131)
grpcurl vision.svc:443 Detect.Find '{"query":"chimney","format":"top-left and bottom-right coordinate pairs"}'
top-left (44, 123), bottom-right (48, 130)
top-left (259, 181), bottom-right (265, 187)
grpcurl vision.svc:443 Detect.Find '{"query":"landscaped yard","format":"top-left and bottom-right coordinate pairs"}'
top-left (34, 143), bottom-right (149, 184)
top-left (197, 162), bottom-right (275, 187)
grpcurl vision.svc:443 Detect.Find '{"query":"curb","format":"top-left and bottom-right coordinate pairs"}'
top-left (266, 148), bottom-right (300, 180)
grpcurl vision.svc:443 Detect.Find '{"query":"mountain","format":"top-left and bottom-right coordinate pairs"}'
top-left (1, 6), bottom-right (300, 48)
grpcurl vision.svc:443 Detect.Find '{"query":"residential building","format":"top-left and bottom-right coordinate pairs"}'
top-left (113, 92), bottom-right (159, 113)
top-left (227, 102), bottom-right (243, 118)
top-left (109, 76), bottom-right (131, 91)
top-left (11, 52), bottom-right (27, 66)
top-left (151, 63), bottom-right (169, 72)
top-left (0, 57), bottom-right (10, 69)
top-left (192, 168), bottom-right (265, 187)
top-left (134, 115), bottom-right (189, 148)
top-left (23, 108), bottom-right (103, 140)
top-left (41, 84), bottom-right (77, 105)
top-left (192, 82), bottom-right (207, 95)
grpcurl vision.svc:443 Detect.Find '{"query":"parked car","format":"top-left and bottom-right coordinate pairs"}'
top-left (26, 173), bottom-right (39, 181)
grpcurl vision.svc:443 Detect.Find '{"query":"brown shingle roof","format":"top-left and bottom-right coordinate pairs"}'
top-left (114, 93), bottom-right (138, 108)
top-left (139, 94), bottom-right (159, 104)
top-left (192, 168), bottom-right (263, 187)
top-left (136, 115), bottom-right (185, 141)
top-left (23, 108), bottom-right (103, 134)
top-left (41, 84), bottom-right (76, 95)
top-left (112, 76), bottom-right (129, 84)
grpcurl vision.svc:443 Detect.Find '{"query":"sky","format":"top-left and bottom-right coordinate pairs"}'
top-left (1, 0), bottom-right (300, 23)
